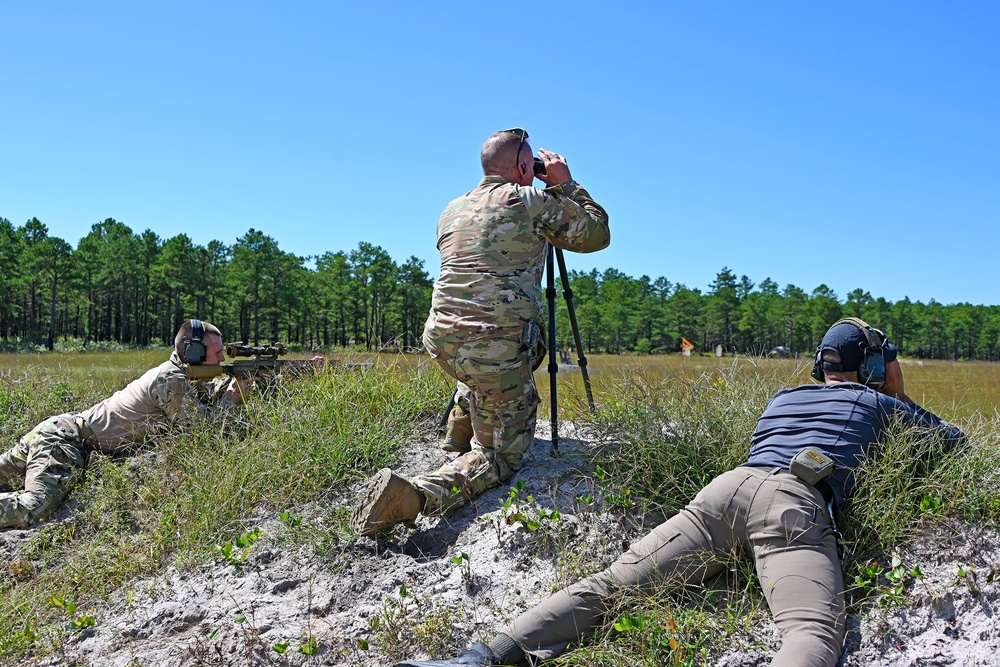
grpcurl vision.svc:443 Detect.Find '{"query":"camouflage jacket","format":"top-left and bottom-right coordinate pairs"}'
top-left (424, 176), bottom-right (609, 344)
top-left (79, 351), bottom-right (231, 454)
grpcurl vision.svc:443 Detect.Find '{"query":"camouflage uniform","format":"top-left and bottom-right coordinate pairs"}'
top-left (0, 352), bottom-right (229, 528)
top-left (416, 176), bottom-right (609, 513)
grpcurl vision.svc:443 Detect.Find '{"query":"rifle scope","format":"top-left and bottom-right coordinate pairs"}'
top-left (225, 342), bottom-right (288, 358)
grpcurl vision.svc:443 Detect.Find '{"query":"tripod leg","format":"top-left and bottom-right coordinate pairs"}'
top-left (437, 388), bottom-right (457, 432)
top-left (546, 244), bottom-right (559, 456)
top-left (554, 247), bottom-right (596, 412)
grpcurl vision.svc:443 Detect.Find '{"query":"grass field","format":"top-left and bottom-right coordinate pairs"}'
top-left (1, 348), bottom-right (993, 426)
top-left (537, 353), bottom-right (997, 422)
top-left (0, 347), bottom-right (996, 664)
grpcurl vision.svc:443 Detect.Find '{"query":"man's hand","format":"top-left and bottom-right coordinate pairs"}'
top-left (222, 376), bottom-right (255, 405)
top-left (879, 360), bottom-right (913, 405)
top-left (535, 148), bottom-right (573, 186)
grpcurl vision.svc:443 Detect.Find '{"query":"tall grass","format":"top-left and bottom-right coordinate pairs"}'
top-left (0, 349), bottom-right (996, 665)
top-left (545, 358), bottom-right (999, 665)
top-left (584, 358), bottom-right (786, 515)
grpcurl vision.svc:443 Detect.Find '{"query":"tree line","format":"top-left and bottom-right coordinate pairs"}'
top-left (0, 218), bottom-right (432, 352)
top-left (2, 217), bottom-right (997, 360)
top-left (554, 267), bottom-right (1000, 360)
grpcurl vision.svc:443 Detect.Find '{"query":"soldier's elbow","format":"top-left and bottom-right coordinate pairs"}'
top-left (582, 230), bottom-right (611, 253)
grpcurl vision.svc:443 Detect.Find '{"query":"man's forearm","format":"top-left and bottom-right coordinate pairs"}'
top-left (909, 402), bottom-right (967, 449)
top-left (524, 182), bottom-right (610, 253)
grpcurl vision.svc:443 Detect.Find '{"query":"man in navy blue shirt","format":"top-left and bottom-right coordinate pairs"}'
top-left (394, 318), bottom-right (965, 667)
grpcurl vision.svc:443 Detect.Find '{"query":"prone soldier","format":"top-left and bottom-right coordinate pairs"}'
top-left (394, 318), bottom-right (966, 667)
top-left (0, 320), bottom-right (251, 529)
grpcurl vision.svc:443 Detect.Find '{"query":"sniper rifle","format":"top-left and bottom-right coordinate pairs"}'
top-left (185, 341), bottom-right (327, 384)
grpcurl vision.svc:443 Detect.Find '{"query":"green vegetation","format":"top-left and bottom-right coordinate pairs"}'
top-left (0, 349), bottom-right (997, 665)
top-left (553, 266), bottom-right (1000, 360)
top-left (0, 350), bottom-right (450, 662)
top-left (553, 360), bottom-right (999, 665)
top-left (0, 217), bottom-right (434, 353)
top-left (542, 354), bottom-right (996, 421)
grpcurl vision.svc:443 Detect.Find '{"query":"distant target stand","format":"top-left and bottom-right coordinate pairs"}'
top-left (681, 337), bottom-right (695, 358)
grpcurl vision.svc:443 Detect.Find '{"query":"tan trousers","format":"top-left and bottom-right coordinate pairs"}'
top-left (507, 467), bottom-right (846, 667)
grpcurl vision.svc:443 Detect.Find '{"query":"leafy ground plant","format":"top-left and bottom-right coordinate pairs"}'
top-left (213, 527), bottom-right (264, 565)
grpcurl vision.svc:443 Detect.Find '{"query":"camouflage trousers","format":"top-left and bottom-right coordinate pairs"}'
top-left (0, 414), bottom-right (91, 529)
top-left (417, 329), bottom-right (544, 514)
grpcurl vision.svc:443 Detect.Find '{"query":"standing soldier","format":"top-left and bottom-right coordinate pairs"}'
top-left (352, 128), bottom-right (610, 536)
top-left (0, 320), bottom-right (251, 529)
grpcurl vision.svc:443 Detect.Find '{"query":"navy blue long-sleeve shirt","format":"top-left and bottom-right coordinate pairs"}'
top-left (743, 383), bottom-right (965, 504)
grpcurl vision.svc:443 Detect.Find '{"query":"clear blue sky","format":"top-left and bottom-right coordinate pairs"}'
top-left (2, 2), bottom-right (996, 306)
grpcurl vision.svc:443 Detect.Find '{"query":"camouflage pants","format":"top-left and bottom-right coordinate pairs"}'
top-left (417, 329), bottom-right (544, 514)
top-left (0, 414), bottom-right (90, 529)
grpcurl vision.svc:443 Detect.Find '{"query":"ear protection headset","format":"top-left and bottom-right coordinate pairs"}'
top-left (185, 319), bottom-right (208, 364)
top-left (811, 317), bottom-right (888, 387)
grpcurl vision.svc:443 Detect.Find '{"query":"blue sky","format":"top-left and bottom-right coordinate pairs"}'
top-left (2, 2), bottom-right (996, 306)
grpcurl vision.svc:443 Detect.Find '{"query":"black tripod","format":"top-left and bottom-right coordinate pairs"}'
top-left (542, 243), bottom-right (595, 454)
top-left (437, 243), bottom-right (595, 456)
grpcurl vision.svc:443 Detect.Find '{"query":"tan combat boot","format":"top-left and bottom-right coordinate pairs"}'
top-left (351, 469), bottom-right (425, 537)
top-left (442, 405), bottom-right (473, 454)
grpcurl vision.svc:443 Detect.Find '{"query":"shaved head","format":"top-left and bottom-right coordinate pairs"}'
top-left (481, 130), bottom-right (526, 176)
top-left (174, 320), bottom-right (222, 360)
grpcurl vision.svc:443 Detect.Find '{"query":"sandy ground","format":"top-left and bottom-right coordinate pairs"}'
top-left (4, 422), bottom-right (999, 667)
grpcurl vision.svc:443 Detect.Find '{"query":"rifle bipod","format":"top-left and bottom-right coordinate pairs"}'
top-left (434, 243), bottom-right (596, 459)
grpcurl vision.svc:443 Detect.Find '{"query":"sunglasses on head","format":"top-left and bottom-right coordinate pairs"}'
top-left (498, 127), bottom-right (545, 176)
top-left (501, 128), bottom-right (528, 172)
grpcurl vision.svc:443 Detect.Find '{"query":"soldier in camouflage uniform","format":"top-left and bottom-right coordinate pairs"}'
top-left (0, 320), bottom-right (251, 529)
top-left (352, 128), bottom-right (610, 536)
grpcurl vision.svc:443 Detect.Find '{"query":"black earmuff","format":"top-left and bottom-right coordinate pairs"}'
top-left (810, 347), bottom-right (825, 382)
top-left (185, 319), bottom-right (208, 364)
top-left (854, 319), bottom-right (887, 387)
top-left (857, 338), bottom-right (886, 387)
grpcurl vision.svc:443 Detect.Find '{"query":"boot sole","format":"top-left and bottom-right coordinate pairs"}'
top-left (351, 468), bottom-right (396, 537)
